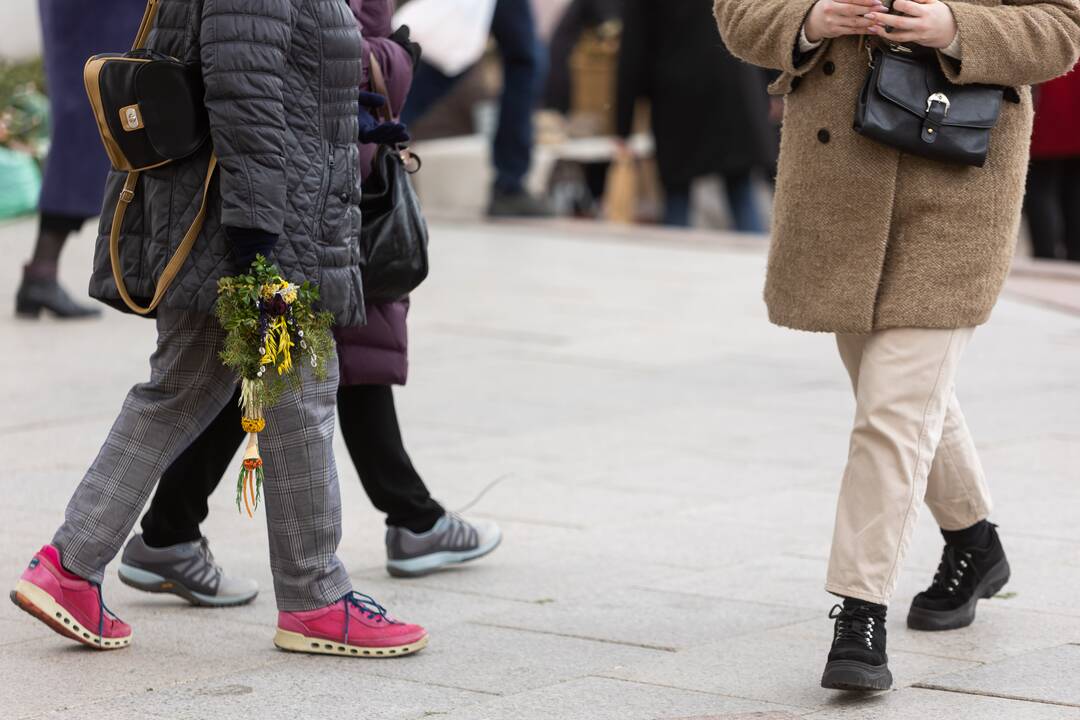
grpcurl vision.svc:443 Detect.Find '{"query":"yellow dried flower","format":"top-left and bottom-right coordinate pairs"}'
top-left (260, 278), bottom-right (289, 301)
top-left (241, 417), bottom-right (266, 433)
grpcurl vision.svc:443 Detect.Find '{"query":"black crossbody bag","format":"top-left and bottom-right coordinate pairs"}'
top-left (854, 42), bottom-right (1014, 167)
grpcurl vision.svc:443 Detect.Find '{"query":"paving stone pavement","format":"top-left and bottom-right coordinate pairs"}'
top-left (1, 217), bottom-right (1079, 720)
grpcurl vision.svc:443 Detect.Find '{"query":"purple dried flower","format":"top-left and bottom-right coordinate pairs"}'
top-left (262, 294), bottom-right (288, 316)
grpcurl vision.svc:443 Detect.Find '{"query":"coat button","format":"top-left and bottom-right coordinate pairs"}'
top-left (823, 61), bottom-right (836, 75)
top-left (817, 128), bottom-right (831, 144)
top-left (339, 192), bottom-right (350, 203)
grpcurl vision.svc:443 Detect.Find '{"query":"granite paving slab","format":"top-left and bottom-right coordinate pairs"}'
top-left (602, 618), bottom-right (981, 711)
top-left (805, 687), bottom-right (1080, 720)
top-left (431, 677), bottom-right (800, 720)
top-left (916, 644), bottom-right (1080, 707)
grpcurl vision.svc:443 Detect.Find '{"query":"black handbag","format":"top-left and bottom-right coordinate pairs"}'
top-left (82, 0), bottom-right (216, 315)
top-left (360, 54), bottom-right (429, 303)
top-left (854, 43), bottom-right (1005, 167)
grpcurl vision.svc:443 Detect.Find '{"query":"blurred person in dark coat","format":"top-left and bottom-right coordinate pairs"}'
top-left (15, 0), bottom-right (144, 318)
top-left (615, 0), bottom-right (776, 231)
top-left (544, 0), bottom-right (622, 113)
top-left (402, 0), bottom-right (552, 217)
top-left (117, 0), bottom-right (503, 608)
top-left (1025, 64), bottom-right (1080, 262)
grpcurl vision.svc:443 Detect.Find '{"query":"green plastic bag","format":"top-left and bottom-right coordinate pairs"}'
top-left (0, 146), bottom-right (41, 219)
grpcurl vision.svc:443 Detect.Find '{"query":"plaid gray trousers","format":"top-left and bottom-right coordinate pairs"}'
top-left (52, 309), bottom-right (353, 611)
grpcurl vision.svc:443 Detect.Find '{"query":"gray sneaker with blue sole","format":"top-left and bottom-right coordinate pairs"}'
top-left (386, 513), bottom-right (502, 578)
top-left (118, 534), bottom-right (259, 607)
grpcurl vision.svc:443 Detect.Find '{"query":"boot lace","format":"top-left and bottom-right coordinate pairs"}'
top-left (829, 604), bottom-right (879, 650)
top-left (927, 545), bottom-right (976, 597)
top-left (342, 591), bottom-right (398, 645)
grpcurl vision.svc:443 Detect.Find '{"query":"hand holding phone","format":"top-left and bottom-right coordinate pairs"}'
top-left (804, 0), bottom-right (890, 43)
top-left (864, 0), bottom-right (959, 50)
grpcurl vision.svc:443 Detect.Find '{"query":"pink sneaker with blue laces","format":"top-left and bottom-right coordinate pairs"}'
top-left (274, 591), bottom-right (428, 658)
top-left (10, 545), bottom-right (132, 650)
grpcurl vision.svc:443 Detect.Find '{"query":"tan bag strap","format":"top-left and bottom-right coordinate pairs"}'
top-left (132, 0), bottom-right (160, 50)
top-left (368, 53), bottom-right (394, 124)
top-left (110, 0), bottom-right (214, 315)
top-left (110, 155), bottom-right (218, 315)
top-left (368, 52), bottom-right (419, 170)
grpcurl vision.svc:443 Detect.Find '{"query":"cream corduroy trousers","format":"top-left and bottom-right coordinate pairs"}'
top-left (826, 327), bottom-right (993, 606)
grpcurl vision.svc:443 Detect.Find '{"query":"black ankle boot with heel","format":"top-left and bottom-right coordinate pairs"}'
top-left (15, 264), bottom-right (101, 320)
top-left (821, 597), bottom-right (892, 692)
top-left (907, 521), bottom-right (1010, 631)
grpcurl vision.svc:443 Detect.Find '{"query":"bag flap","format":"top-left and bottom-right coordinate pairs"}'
top-left (134, 61), bottom-right (209, 160)
top-left (875, 52), bottom-right (1003, 129)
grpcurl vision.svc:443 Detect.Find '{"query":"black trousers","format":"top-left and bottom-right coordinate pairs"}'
top-left (1025, 157), bottom-right (1080, 262)
top-left (140, 384), bottom-right (445, 547)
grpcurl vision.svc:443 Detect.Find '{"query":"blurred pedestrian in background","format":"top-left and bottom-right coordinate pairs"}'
top-left (118, 0), bottom-right (502, 609)
top-left (545, 0), bottom-right (621, 114)
top-left (616, 0), bottom-right (775, 231)
top-left (401, 0), bottom-right (552, 217)
top-left (716, 0), bottom-right (1080, 693)
top-left (14, 0), bottom-right (143, 319)
top-left (1024, 63), bottom-right (1080, 262)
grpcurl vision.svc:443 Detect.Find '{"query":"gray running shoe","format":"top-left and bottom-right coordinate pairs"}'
top-left (386, 513), bottom-right (502, 578)
top-left (118, 534), bottom-right (259, 607)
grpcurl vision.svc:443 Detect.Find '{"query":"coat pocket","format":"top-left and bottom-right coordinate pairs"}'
top-left (316, 143), bottom-right (361, 267)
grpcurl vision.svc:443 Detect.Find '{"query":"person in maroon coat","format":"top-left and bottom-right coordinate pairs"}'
top-left (1025, 63), bottom-right (1080, 262)
top-left (111, 0), bottom-right (503, 607)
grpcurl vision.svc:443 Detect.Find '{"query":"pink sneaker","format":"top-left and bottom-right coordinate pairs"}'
top-left (9, 545), bottom-right (132, 650)
top-left (275, 591), bottom-right (428, 658)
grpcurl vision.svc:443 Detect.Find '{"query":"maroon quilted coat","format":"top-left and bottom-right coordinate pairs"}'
top-left (335, 0), bottom-right (416, 386)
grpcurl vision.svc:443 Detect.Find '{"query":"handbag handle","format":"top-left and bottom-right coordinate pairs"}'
top-left (367, 52), bottom-right (420, 171)
top-left (368, 53), bottom-right (394, 124)
top-left (108, 0), bottom-right (219, 315)
top-left (109, 156), bottom-right (218, 315)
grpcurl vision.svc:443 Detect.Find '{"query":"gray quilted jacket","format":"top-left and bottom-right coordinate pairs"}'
top-left (88, 0), bottom-right (366, 326)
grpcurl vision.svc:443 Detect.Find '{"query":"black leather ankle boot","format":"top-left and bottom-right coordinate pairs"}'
top-left (15, 264), bottom-right (101, 319)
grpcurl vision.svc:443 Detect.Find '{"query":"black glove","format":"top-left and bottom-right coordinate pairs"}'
top-left (226, 226), bottom-right (278, 271)
top-left (389, 25), bottom-right (422, 68)
top-left (358, 91), bottom-right (411, 145)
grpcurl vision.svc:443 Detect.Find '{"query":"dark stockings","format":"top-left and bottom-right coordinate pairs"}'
top-left (29, 213), bottom-right (87, 274)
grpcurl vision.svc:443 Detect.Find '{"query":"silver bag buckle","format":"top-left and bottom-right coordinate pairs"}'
top-left (926, 92), bottom-right (951, 118)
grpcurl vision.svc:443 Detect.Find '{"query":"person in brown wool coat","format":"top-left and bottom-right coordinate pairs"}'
top-left (714, 0), bottom-right (1080, 693)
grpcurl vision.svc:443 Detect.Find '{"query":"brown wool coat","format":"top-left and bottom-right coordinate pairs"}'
top-left (713, 0), bottom-right (1080, 333)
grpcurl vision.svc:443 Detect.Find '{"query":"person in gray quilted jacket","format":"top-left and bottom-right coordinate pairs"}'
top-left (9, 0), bottom-right (428, 659)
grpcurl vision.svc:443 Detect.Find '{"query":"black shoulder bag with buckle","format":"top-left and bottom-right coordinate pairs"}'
top-left (854, 42), bottom-right (1011, 167)
top-left (83, 0), bottom-right (216, 315)
top-left (359, 53), bottom-right (430, 303)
